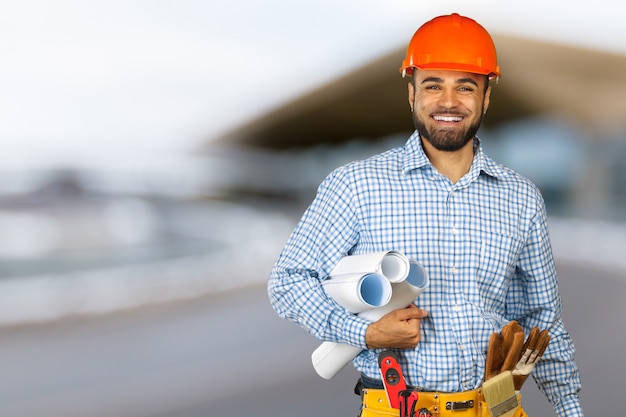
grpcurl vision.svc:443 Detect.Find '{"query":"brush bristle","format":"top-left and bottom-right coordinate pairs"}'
top-left (483, 371), bottom-right (518, 417)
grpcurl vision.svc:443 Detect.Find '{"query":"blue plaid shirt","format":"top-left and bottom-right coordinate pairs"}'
top-left (268, 132), bottom-right (583, 417)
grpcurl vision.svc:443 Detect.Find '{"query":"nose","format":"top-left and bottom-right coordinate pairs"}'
top-left (437, 88), bottom-right (460, 108)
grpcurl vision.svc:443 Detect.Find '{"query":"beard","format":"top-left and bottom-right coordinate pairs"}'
top-left (413, 110), bottom-right (483, 152)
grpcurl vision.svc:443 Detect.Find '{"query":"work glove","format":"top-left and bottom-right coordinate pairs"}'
top-left (512, 327), bottom-right (550, 390)
top-left (484, 320), bottom-right (525, 381)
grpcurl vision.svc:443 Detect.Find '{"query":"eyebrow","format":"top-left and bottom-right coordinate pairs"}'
top-left (421, 77), bottom-right (479, 87)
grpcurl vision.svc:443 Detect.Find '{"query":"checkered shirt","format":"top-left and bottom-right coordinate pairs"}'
top-left (268, 131), bottom-right (583, 417)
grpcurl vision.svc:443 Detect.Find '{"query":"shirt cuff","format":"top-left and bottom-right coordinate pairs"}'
top-left (342, 314), bottom-right (371, 348)
top-left (553, 393), bottom-right (584, 417)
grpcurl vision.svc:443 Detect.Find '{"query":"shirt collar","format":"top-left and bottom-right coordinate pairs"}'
top-left (401, 131), bottom-right (507, 180)
top-left (401, 131), bottom-right (430, 174)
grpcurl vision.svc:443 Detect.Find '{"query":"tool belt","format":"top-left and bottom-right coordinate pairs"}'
top-left (359, 387), bottom-right (527, 417)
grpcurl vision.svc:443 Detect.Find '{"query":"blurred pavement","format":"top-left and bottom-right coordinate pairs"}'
top-left (0, 254), bottom-right (623, 416)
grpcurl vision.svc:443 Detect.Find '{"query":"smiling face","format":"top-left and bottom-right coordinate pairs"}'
top-left (408, 69), bottom-right (491, 152)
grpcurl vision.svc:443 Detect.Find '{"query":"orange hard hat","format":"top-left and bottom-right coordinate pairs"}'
top-left (400, 13), bottom-right (500, 79)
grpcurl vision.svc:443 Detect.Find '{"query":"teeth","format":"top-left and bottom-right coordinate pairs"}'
top-left (434, 115), bottom-right (462, 122)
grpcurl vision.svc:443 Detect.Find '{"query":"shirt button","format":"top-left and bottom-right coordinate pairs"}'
top-left (451, 227), bottom-right (458, 235)
top-left (452, 305), bottom-right (461, 312)
top-left (451, 266), bottom-right (458, 274)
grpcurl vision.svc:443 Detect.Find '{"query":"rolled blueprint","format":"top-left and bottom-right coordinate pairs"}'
top-left (328, 251), bottom-right (410, 283)
top-left (322, 273), bottom-right (392, 313)
top-left (360, 260), bottom-right (428, 321)
top-left (312, 260), bottom-right (429, 380)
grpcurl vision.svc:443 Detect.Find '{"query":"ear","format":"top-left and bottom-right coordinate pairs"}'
top-left (407, 82), bottom-right (415, 111)
top-left (483, 84), bottom-right (491, 113)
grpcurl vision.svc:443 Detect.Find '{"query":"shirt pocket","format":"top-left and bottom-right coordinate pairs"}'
top-left (474, 230), bottom-right (524, 310)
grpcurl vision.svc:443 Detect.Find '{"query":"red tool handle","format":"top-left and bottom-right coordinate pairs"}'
top-left (378, 350), bottom-right (408, 409)
top-left (399, 389), bottom-right (420, 417)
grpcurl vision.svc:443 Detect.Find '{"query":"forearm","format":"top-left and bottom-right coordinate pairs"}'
top-left (532, 324), bottom-right (583, 417)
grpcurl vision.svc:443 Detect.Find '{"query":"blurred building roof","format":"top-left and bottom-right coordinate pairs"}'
top-left (213, 34), bottom-right (626, 149)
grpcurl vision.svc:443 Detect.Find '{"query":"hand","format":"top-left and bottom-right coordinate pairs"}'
top-left (512, 327), bottom-right (550, 390)
top-left (365, 304), bottom-right (428, 349)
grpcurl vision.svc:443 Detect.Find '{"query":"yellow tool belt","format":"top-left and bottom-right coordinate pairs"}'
top-left (360, 387), bottom-right (527, 417)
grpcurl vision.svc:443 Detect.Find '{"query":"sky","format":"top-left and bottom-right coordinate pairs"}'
top-left (1, 0), bottom-right (624, 171)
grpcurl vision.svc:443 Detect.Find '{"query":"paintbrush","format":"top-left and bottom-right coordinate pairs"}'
top-left (483, 370), bottom-right (518, 417)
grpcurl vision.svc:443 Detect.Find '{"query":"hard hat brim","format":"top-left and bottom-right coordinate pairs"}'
top-left (401, 62), bottom-right (500, 79)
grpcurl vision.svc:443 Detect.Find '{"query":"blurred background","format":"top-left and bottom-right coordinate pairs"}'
top-left (0, 1), bottom-right (624, 416)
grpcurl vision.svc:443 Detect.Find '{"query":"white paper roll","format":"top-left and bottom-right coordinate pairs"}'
top-left (359, 260), bottom-right (428, 321)
top-left (328, 251), bottom-right (410, 283)
top-left (312, 260), bottom-right (429, 379)
top-left (322, 273), bottom-right (392, 313)
top-left (311, 339), bottom-right (362, 380)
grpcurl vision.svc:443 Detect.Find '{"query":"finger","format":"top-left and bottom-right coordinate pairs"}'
top-left (527, 330), bottom-right (551, 365)
top-left (500, 331), bottom-right (524, 372)
top-left (501, 321), bottom-right (523, 362)
top-left (523, 327), bottom-right (540, 353)
top-left (511, 323), bottom-right (525, 362)
top-left (536, 330), bottom-right (551, 357)
top-left (518, 348), bottom-right (532, 364)
top-left (511, 321), bottom-right (523, 333)
top-left (505, 320), bottom-right (523, 335)
top-left (500, 321), bottom-right (515, 343)
top-left (397, 305), bottom-right (429, 320)
top-left (485, 332), bottom-right (502, 381)
top-left (527, 349), bottom-right (540, 364)
top-left (501, 321), bottom-right (522, 346)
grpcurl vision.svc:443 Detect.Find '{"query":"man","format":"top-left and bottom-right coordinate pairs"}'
top-left (268, 13), bottom-right (583, 417)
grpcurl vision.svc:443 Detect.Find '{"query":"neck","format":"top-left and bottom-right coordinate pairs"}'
top-left (421, 138), bottom-right (475, 184)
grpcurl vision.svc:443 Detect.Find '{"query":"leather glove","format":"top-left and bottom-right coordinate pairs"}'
top-left (499, 320), bottom-right (525, 373)
top-left (484, 331), bottom-right (502, 381)
top-left (484, 320), bottom-right (525, 381)
top-left (512, 327), bottom-right (550, 390)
